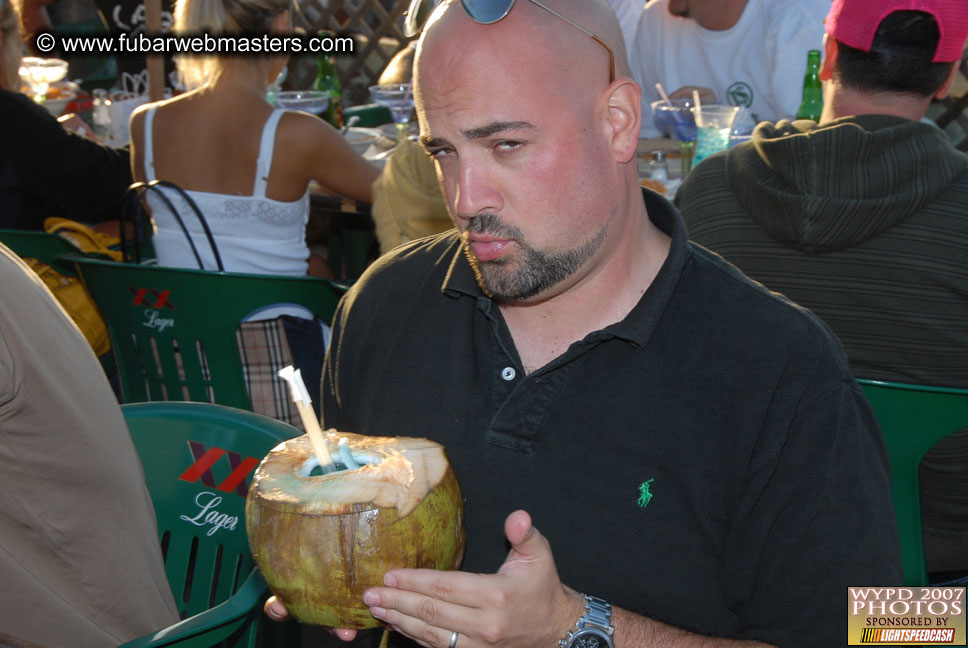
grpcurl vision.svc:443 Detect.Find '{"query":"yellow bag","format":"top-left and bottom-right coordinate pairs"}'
top-left (24, 257), bottom-right (112, 356)
top-left (25, 218), bottom-right (123, 357)
top-left (44, 217), bottom-right (124, 262)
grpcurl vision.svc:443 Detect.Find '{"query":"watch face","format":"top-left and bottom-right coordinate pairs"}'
top-left (570, 628), bottom-right (612, 648)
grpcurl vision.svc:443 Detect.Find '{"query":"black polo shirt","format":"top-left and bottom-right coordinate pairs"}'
top-left (321, 190), bottom-right (901, 646)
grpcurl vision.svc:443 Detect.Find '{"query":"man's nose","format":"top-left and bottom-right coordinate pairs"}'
top-left (452, 159), bottom-right (503, 222)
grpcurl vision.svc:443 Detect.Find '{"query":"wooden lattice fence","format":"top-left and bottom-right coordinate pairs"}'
top-left (286, 0), bottom-right (415, 107)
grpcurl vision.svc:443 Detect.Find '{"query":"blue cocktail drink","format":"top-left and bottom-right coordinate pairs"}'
top-left (690, 105), bottom-right (740, 166)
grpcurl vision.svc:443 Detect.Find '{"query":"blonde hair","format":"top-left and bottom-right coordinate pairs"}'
top-left (0, 0), bottom-right (22, 91)
top-left (173, 0), bottom-right (290, 88)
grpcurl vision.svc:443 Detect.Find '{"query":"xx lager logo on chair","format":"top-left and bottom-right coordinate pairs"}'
top-left (129, 286), bottom-right (177, 332)
top-left (129, 286), bottom-right (176, 309)
top-left (178, 441), bottom-right (260, 497)
top-left (177, 442), bottom-right (263, 537)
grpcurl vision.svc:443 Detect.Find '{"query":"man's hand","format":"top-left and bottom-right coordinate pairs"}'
top-left (360, 510), bottom-right (583, 648)
top-left (264, 510), bottom-right (584, 647)
top-left (58, 114), bottom-right (99, 142)
top-left (263, 597), bottom-right (360, 641)
top-left (668, 85), bottom-right (717, 105)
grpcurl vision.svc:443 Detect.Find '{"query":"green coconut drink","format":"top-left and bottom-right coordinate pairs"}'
top-left (245, 431), bottom-right (465, 628)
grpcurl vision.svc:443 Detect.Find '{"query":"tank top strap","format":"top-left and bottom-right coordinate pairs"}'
top-left (142, 105), bottom-right (158, 182)
top-left (252, 109), bottom-right (286, 198)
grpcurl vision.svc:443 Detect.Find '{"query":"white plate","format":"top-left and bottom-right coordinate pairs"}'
top-left (44, 89), bottom-right (77, 116)
top-left (343, 127), bottom-right (384, 155)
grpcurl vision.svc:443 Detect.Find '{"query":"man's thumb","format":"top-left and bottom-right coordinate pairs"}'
top-left (505, 509), bottom-right (540, 551)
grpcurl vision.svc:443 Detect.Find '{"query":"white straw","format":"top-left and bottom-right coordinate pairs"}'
top-left (692, 90), bottom-right (703, 127)
top-left (655, 82), bottom-right (672, 105)
top-left (277, 365), bottom-right (335, 473)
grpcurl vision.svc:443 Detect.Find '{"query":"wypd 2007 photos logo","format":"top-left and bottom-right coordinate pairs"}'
top-left (849, 587), bottom-right (966, 645)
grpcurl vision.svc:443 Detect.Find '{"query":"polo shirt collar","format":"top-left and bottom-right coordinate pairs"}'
top-left (439, 189), bottom-right (690, 348)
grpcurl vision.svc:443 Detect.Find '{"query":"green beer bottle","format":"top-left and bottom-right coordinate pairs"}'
top-left (314, 51), bottom-right (343, 129)
top-left (796, 49), bottom-right (823, 121)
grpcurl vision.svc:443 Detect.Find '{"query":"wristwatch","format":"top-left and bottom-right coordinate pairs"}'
top-left (558, 594), bottom-right (615, 648)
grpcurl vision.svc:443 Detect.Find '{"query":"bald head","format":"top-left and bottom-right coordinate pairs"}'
top-left (416, 0), bottom-right (630, 90)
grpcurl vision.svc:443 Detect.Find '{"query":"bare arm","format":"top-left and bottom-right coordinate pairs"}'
top-left (283, 112), bottom-right (380, 204)
top-left (612, 606), bottom-right (773, 647)
top-left (128, 106), bottom-right (148, 184)
top-left (668, 86), bottom-right (718, 106)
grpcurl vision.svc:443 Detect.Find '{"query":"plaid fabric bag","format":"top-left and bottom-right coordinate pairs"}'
top-left (236, 315), bottom-right (330, 432)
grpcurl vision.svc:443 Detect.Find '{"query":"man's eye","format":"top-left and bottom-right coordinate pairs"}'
top-left (426, 147), bottom-right (453, 160)
top-left (495, 140), bottom-right (523, 152)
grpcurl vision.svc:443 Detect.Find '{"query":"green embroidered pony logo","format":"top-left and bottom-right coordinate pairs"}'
top-left (637, 478), bottom-right (655, 508)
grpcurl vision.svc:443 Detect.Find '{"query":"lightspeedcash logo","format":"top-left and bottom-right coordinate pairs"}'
top-left (860, 628), bottom-right (957, 643)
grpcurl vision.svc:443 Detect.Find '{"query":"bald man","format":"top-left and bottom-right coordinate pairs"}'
top-left (267, 1), bottom-right (900, 646)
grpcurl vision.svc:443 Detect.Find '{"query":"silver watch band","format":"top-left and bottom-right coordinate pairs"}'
top-left (581, 595), bottom-right (613, 631)
top-left (558, 593), bottom-right (614, 648)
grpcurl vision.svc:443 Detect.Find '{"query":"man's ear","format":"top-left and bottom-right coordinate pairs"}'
top-left (934, 61), bottom-right (961, 100)
top-left (604, 79), bottom-right (641, 164)
top-left (819, 34), bottom-right (837, 82)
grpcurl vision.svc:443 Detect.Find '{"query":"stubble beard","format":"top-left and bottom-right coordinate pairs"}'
top-left (463, 212), bottom-right (609, 302)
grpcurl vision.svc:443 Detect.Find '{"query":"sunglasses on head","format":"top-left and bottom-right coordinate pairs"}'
top-left (404, 0), bottom-right (615, 83)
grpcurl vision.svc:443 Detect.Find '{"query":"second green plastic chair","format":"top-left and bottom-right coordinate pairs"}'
top-left (857, 378), bottom-right (968, 586)
top-left (119, 401), bottom-right (302, 647)
top-left (69, 256), bottom-right (346, 408)
top-left (0, 228), bottom-right (82, 276)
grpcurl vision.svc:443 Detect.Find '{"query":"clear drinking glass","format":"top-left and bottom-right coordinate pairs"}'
top-left (650, 98), bottom-right (697, 176)
top-left (690, 105), bottom-right (740, 166)
top-left (369, 83), bottom-right (415, 145)
top-left (19, 57), bottom-right (69, 103)
top-left (274, 90), bottom-right (330, 116)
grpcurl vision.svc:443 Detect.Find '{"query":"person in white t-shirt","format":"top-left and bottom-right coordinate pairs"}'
top-left (603, 0), bottom-right (644, 52)
top-left (631, 0), bottom-right (829, 137)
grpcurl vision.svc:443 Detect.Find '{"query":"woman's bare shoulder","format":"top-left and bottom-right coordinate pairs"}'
top-left (276, 109), bottom-right (339, 142)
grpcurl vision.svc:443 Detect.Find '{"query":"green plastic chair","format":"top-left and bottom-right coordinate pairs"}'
top-left (309, 194), bottom-right (378, 283)
top-left (857, 378), bottom-right (968, 586)
top-left (68, 255), bottom-right (347, 408)
top-left (327, 212), bottom-right (378, 283)
top-left (119, 401), bottom-right (301, 647)
top-left (0, 228), bottom-right (83, 276)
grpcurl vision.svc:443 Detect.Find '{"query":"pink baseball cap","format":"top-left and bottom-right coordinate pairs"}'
top-left (825, 0), bottom-right (968, 63)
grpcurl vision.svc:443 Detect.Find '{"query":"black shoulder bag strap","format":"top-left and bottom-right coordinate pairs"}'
top-left (121, 180), bottom-right (225, 271)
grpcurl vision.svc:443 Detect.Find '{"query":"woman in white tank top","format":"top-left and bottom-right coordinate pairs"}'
top-left (128, 0), bottom-right (379, 277)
